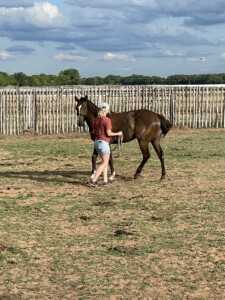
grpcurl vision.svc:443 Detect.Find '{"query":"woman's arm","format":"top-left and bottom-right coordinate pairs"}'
top-left (106, 129), bottom-right (123, 137)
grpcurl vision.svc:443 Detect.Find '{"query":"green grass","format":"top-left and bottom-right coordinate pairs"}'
top-left (0, 129), bottom-right (225, 299)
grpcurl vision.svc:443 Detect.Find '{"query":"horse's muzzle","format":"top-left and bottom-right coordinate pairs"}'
top-left (77, 116), bottom-right (85, 127)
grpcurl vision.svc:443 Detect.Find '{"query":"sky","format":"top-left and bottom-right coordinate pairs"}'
top-left (0, 0), bottom-right (225, 78)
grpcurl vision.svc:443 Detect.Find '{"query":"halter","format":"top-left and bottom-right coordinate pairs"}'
top-left (78, 113), bottom-right (86, 118)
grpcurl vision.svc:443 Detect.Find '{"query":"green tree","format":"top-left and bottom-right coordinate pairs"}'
top-left (0, 71), bottom-right (15, 86)
top-left (104, 75), bottom-right (122, 85)
top-left (81, 76), bottom-right (104, 85)
top-left (58, 69), bottom-right (81, 85)
top-left (29, 75), bottom-right (41, 86)
top-left (13, 72), bottom-right (30, 86)
top-left (56, 74), bottom-right (70, 85)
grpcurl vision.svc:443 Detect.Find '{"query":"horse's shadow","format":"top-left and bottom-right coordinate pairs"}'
top-left (0, 169), bottom-right (92, 187)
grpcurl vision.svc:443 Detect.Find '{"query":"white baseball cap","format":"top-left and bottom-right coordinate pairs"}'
top-left (99, 102), bottom-right (110, 110)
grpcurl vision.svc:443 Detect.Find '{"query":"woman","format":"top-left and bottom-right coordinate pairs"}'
top-left (90, 103), bottom-right (122, 187)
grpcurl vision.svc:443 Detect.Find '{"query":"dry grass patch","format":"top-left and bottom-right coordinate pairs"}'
top-left (0, 129), bottom-right (225, 299)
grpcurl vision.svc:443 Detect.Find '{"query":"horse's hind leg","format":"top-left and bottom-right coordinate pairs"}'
top-left (151, 138), bottom-right (166, 180)
top-left (109, 152), bottom-right (116, 181)
top-left (134, 140), bottom-right (150, 179)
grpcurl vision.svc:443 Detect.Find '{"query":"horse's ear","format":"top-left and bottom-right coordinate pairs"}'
top-left (84, 95), bottom-right (88, 101)
top-left (75, 96), bottom-right (79, 102)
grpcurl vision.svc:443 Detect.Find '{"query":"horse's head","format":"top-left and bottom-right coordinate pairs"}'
top-left (75, 95), bottom-right (88, 127)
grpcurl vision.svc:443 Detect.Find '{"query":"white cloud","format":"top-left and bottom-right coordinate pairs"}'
top-left (54, 53), bottom-right (87, 61)
top-left (0, 51), bottom-right (11, 60)
top-left (25, 2), bottom-right (68, 28)
top-left (0, 2), bottom-right (68, 30)
top-left (102, 52), bottom-right (135, 61)
top-left (163, 49), bottom-right (183, 57)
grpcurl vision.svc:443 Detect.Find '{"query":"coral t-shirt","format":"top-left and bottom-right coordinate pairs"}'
top-left (94, 116), bottom-right (112, 143)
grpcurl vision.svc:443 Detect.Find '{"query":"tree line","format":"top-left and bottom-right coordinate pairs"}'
top-left (1, 68), bottom-right (225, 86)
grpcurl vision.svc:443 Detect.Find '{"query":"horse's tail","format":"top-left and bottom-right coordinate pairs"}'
top-left (157, 113), bottom-right (173, 137)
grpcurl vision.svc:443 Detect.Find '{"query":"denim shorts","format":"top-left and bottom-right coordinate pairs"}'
top-left (94, 140), bottom-right (110, 155)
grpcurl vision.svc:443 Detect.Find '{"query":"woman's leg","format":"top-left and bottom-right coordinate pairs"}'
top-left (92, 153), bottom-right (110, 183)
top-left (103, 154), bottom-right (110, 182)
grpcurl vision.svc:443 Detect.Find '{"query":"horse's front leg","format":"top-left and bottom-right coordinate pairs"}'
top-left (109, 152), bottom-right (116, 181)
top-left (91, 148), bottom-right (98, 179)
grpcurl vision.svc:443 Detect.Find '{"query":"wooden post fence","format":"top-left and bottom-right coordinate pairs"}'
top-left (0, 85), bottom-right (225, 135)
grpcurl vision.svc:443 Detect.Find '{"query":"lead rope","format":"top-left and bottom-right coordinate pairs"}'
top-left (118, 133), bottom-right (123, 156)
top-left (110, 133), bottom-right (123, 156)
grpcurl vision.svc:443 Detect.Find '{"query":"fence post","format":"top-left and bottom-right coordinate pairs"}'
top-left (34, 90), bottom-right (38, 132)
top-left (223, 92), bottom-right (225, 128)
top-left (170, 92), bottom-right (175, 125)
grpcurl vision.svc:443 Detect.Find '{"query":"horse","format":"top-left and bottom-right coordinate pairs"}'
top-left (75, 95), bottom-right (173, 180)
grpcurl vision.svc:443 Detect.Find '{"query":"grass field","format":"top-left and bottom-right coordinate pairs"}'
top-left (0, 128), bottom-right (225, 300)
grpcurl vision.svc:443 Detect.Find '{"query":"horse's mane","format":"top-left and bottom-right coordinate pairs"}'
top-left (87, 99), bottom-right (99, 117)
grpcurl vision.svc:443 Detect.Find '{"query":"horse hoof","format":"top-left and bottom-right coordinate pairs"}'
top-left (160, 175), bottom-right (165, 180)
top-left (134, 173), bottom-right (140, 179)
top-left (109, 171), bottom-right (116, 181)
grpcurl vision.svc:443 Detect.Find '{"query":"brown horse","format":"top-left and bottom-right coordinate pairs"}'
top-left (75, 95), bottom-right (172, 180)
